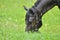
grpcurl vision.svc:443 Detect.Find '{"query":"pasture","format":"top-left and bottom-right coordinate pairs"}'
top-left (0, 0), bottom-right (60, 40)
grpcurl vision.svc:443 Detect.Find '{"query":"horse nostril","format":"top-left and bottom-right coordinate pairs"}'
top-left (34, 29), bottom-right (38, 32)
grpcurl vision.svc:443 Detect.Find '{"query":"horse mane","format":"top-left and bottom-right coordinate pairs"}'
top-left (32, 0), bottom-right (41, 8)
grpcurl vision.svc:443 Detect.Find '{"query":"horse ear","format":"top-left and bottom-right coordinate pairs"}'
top-left (23, 6), bottom-right (28, 11)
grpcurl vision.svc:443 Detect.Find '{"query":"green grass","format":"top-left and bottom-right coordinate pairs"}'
top-left (0, 0), bottom-right (60, 40)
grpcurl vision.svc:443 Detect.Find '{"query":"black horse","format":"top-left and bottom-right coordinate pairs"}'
top-left (24, 0), bottom-right (60, 32)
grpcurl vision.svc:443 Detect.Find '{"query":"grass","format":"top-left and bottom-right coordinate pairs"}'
top-left (0, 0), bottom-right (60, 40)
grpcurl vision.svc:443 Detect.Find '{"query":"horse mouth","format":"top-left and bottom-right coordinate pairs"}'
top-left (25, 23), bottom-right (38, 32)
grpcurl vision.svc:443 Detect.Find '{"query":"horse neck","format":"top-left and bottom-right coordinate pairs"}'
top-left (30, 0), bottom-right (57, 17)
top-left (32, 0), bottom-right (41, 8)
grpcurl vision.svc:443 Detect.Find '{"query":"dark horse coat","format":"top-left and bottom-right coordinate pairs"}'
top-left (24, 0), bottom-right (60, 32)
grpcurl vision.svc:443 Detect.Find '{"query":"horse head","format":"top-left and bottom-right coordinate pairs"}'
top-left (24, 6), bottom-right (42, 32)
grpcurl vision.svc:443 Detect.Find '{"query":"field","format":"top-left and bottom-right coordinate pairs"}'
top-left (0, 0), bottom-right (60, 40)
